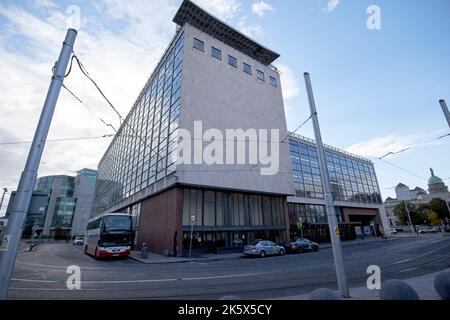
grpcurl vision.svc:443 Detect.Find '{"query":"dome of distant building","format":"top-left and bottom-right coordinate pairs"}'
top-left (428, 168), bottom-right (448, 194)
top-left (428, 175), bottom-right (444, 185)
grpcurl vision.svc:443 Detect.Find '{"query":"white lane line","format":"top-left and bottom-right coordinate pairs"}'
top-left (382, 243), bottom-right (450, 267)
top-left (182, 272), bottom-right (270, 281)
top-left (399, 267), bottom-right (417, 273)
top-left (382, 258), bottom-right (414, 267)
top-left (9, 287), bottom-right (112, 291)
top-left (11, 278), bottom-right (59, 283)
top-left (82, 278), bottom-right (178, 284)
top-left (9, 271), bottom-right (273, 287)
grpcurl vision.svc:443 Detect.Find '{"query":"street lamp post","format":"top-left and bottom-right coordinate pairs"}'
top-left (303, 72), bottom-right (350, 298)
top-left (0, 29), bottom-right (77, 300)
top-left (404, 201), bottom-right (416, 235)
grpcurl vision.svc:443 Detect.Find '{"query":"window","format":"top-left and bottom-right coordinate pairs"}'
top-left (269, 76), bottom-right (277, 87)
top-left (257, 70), bottom-right (265, 81)
top-left (193, 38), bottom-right (204, 51)
top-left (243, 63), bottom-right (252, 75)
top-left (228, 55), bottom-right (237, 68)
top-left (211, 47), bottom-right (221, 60)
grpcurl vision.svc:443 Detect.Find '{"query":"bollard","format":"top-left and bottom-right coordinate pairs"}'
top-left (141, 243), bottom-right (148, 259)
top-left (379, 279), bottom-right (419, 300)
top-left (308, 288), bottom-right (341, 300)
top-left (434, 270), bottom-right (450, 300)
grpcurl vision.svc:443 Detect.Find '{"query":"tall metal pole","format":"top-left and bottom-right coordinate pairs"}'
top-left (0, 188), bottom-right (8, 214)
top-left (0, 29), bottom-right (77, 300)
top-left (303, 73), bottom-right (350, 298)
top-left (439, 99), bottom-right (450, 128)
top-left (404, 201), bottom-right (416, 235)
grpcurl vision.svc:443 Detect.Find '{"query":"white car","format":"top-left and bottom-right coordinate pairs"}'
top-left (418, 227), bottom-right (438, 234)
top-left (243, 240), bottom-right (285, 257)
top-left (72, 235), bottom-right (84, 245)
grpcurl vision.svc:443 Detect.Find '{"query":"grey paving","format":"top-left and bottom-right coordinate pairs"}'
top-left (7, 235), bottom-right (450, 300)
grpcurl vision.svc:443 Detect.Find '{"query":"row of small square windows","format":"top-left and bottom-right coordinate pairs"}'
top-left (193, 38), bottom-right (278, 87)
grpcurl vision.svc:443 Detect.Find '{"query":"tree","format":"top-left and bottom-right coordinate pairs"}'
top-left (393, 201), bottom-right (428, 226)
top-left (427, 211), bottom-right (440, 226)
top-left (428, 198), bottom-right (450, 220)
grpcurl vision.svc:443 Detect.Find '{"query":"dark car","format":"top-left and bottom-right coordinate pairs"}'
top-left (283, 238), bottom-right (319, 253)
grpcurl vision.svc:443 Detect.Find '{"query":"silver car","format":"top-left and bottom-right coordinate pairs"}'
top-left (243, 240), bottom-right (285, 257)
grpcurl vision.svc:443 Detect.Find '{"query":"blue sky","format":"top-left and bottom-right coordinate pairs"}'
top-left (0, 0), bottom-right (449, 214)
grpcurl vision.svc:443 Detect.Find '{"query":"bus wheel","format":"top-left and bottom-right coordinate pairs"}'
top-left (94, 248), bottom-right (98, 259)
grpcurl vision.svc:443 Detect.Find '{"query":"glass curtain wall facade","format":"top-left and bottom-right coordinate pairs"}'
top-left (181, 188), bottom-right (287, 252)
top-left (289, 134), bottom-right (382, 205)
top-left (93, 31), bottom-right (184, 216)
top-left (52, 198), bottom-right (77, 228)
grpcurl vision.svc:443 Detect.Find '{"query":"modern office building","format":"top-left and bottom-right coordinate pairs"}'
top-left (5, 191), bottom-right (48, 237)
top-left (288, 133), bottom-right (387, 242)
top-left (71, 169), bottom-right (98, 236)
top-left (6, 168), bottom-right (97, 237)
top-left (92, 0), bottom-right (388, 256)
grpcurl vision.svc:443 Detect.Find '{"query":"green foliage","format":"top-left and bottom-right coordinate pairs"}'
top-left (427, 211), bottom-right (440, 226)
top-left (393, 201), bottom-right (428, 225)
top-left (428, 198), bottom-right (450, 220)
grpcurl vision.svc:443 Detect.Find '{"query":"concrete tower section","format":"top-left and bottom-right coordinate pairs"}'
top-left (176, 23), bottom-right (293, 195)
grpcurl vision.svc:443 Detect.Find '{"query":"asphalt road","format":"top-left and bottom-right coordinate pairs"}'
top-left (7, 235), bottom-right (450, 299)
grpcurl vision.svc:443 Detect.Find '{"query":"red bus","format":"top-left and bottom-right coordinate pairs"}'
top-left (84, 213), bottom-right (132, 259)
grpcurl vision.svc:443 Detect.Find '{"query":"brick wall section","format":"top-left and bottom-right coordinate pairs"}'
top-left (137, 187), bottom-right (184, 256)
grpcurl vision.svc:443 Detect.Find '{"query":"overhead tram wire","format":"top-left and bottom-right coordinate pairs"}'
top-left (378, 131), bottom-right (450, 159)
top-left (368, 156), bottom-right (428, 181)
top-left (71, 53), bottom-right (123, 126)
top-left (249, 114), bottom-right (314, 172)
top-left (69, 52), bottom-right (163, 156)
top-left (0, 135), bottom-right (115, 146)
top-left (61, 83), bottom-right (118, 133)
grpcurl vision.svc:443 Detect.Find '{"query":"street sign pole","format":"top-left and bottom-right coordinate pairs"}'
top-left (0, 29), bottom-right (77, 300)
top-left (304, 72), bottom-right (350, 298)
top-left (189, 214), bottom-right (196, 258)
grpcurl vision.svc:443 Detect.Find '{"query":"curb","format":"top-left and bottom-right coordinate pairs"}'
top-left (129, 237), bottom-right (401, 264)
top-left (128, 254), bottom-right (244, 264)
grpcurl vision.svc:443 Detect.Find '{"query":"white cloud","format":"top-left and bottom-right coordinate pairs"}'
top-left (0, 1), bottom-right (180, 215)
top-left (326, 0), bottom-right (340, 13)
top-left (275, 64), bottom-right (300, 100)
top-left (192, 0), bottom-right (241, 21)
top-left (252, 0), bottom-right (274, 17)
top-left (237, 16), bottom-right (263, 38)
top-left (32, 0), bottom-right (57, 9)
top-left (345, 129), bottom-right (449, 158)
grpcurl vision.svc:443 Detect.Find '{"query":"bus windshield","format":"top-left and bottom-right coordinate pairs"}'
top-left (104, 216), bottom-right (132, 232)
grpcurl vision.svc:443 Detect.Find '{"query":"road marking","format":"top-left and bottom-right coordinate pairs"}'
top-left (82, 278), bottom-right (178, 284)
top-left (9, 272), bottom-right (272, 287)
top-left (182, 272), bottom-right (270, 281)
top-left (399, 267), bottom-right (417, 273)
top-left (11, 278), bottom-right (59, 283)
top-left (382, 258), bottom-right (414, 267)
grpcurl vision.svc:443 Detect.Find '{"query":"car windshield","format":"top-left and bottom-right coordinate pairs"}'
top-left (104, 216), bottom-right (132, 232)
top-left (248, 241), bottom-right (261, 246)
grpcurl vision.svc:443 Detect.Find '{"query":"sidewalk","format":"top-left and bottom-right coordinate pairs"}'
top-left (275, 268), bottom-right (449, 300)
top-left (129, 236), bottom-right (400, 264)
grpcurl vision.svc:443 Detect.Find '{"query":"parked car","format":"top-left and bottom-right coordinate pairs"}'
top-left (283, 238), bottom-right (319, 253)
top-left (243, 240), bottom-right (285, 257)
top-left (72, 235), bottom-right (84, 245)
top-left (418, 227), bottom-right (438, 234)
